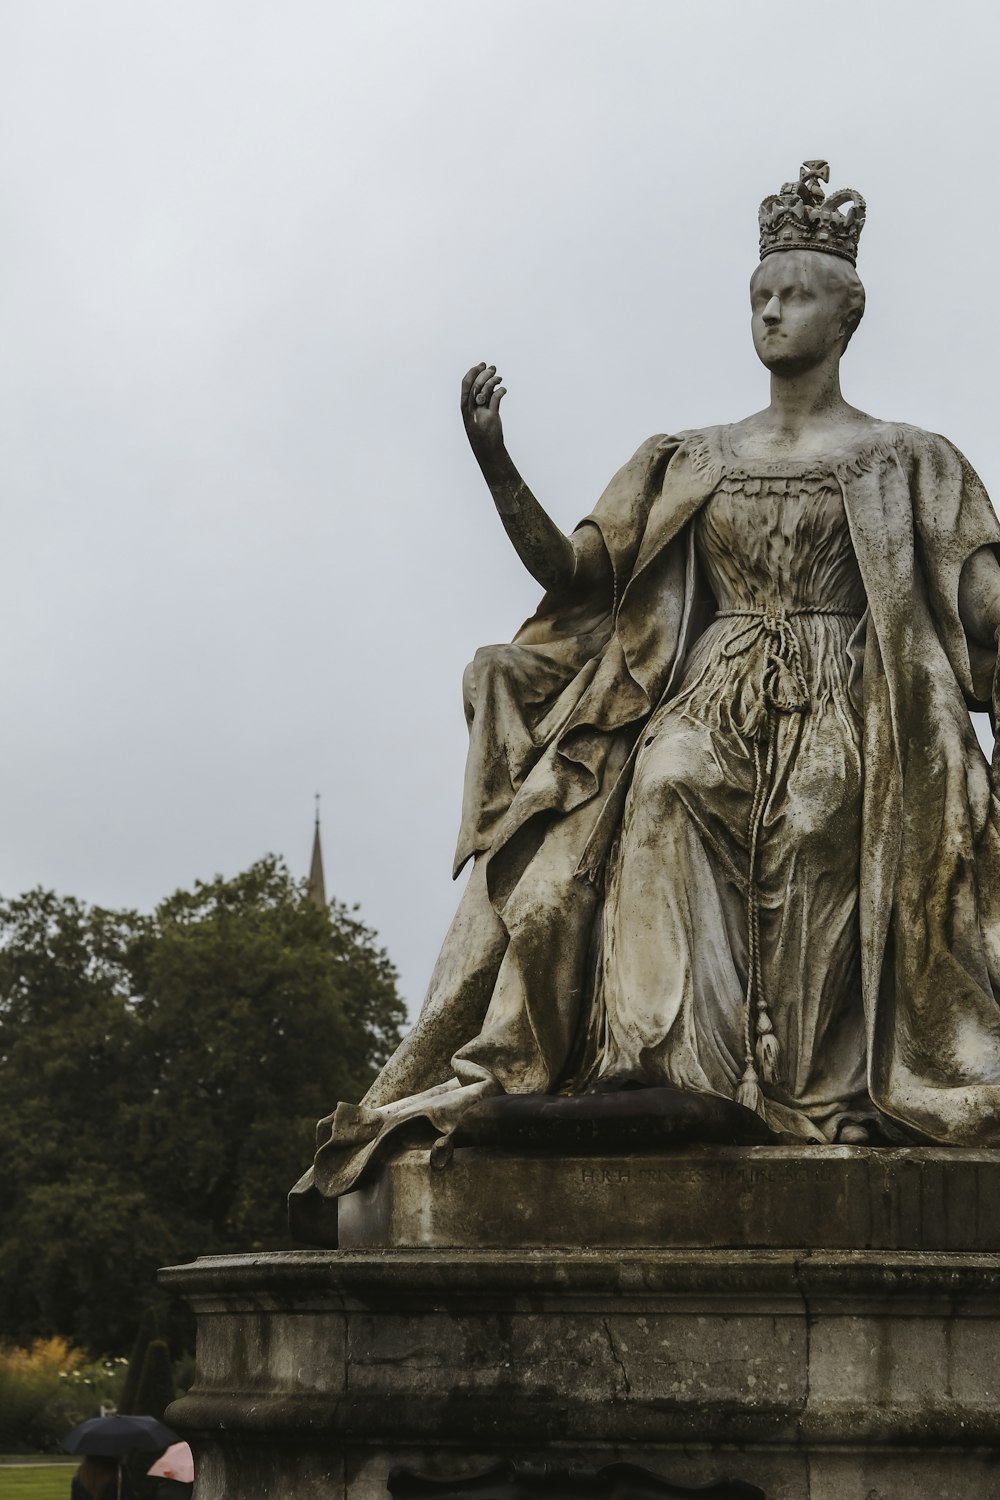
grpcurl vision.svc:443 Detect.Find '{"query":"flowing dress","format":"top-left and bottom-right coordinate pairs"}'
top-left (599, 452), bottom-right (874, 1139)
top-left (299, 422), bottom-right (1000, 1208)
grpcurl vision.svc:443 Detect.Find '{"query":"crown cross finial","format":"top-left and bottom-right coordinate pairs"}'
top-left (799, 160), bottom-right (829, 203)
top-left (759, 159), bottom-right (866, 265)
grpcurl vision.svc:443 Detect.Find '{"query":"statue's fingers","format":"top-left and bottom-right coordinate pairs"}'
top-left (461, 363), bottom-right (487, 407)
top-left (488, 386), bottom-right (507, 412)
top-left (478, 372), bottom-right (502, 405)
top-left (472, 365), bottom-right (496, 398)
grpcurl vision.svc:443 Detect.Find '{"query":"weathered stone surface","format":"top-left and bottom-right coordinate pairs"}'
top-left (180, 158), bottom-right (1000, 1498)
top-left (163, 1244), bottom-right (1000, 1498)
top-left (305, 162), bottom-right (1000, 1214)
top-left (387, 1460), bottom-right (765, 1499)
top-left (335, 1144), bottom-right (1000, 1252)
top-left (451, 1089), bottom-right (776, 1152)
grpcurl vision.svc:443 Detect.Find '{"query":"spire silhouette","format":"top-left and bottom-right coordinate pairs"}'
top-left (309, 794), bottom-right (327, 909)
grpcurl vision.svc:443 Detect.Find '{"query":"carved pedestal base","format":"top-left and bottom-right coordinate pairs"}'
top-left (162, 1148), bottom-right (1000, 1500)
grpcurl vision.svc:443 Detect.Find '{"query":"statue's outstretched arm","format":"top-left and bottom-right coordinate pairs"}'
top-left (461, 363), bottom-right (611, 596)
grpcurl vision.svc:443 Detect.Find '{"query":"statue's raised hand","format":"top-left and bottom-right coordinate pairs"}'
top-left (457, 361), bottom-right (577, 589)
top-left (462, 363), bottom-right (507, 457)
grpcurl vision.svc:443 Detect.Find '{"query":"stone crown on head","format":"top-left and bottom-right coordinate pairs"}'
top-left (758, 160), bottom-right (866, 266)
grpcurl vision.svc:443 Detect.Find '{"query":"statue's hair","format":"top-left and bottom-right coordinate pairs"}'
top-left (817, 254), bottom-right (866, 348)
top-left (750, 250), bottom-right (866, 351)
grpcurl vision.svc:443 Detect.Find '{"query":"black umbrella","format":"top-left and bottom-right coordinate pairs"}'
top-left (62, 1413), bottom-right (178, 1454)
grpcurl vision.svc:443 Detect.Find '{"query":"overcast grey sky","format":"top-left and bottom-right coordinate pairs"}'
top-left (0, 1), bottom-right (997, 1012)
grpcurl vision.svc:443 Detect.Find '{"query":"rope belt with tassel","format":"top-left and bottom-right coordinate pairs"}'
top-left (716, 604), bottom-right (861, 1117)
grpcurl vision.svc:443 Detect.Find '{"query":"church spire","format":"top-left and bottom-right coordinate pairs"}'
top-left (309, 794), bottom-right (327, 909)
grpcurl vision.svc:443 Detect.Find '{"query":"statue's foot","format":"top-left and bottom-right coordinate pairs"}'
top-left (585, 1070), bottom-right (648, 1094)
top-left (836, 1120), bottom-right (875, 1144)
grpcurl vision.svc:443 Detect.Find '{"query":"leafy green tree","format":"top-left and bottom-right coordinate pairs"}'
top-left (0, 859), bottom-right (405, 1356)
top-left (133, 1338), bottom-right (175, 1422)
top-left (0, 892), bottom-right (172, 1352)
top-left (125, 857), bottom-right (402, 1250)
top-left (119, 1307), bottom-right (161, 1415)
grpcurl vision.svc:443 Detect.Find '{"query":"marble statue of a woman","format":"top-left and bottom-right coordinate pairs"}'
top-left (301, 161), bottom-right (1000, 1203)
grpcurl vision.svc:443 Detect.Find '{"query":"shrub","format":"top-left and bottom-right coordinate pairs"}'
top-left (45, 1353), bottom-right (129, 1437)
top-left (0, 1336), bottom-right (127, 1451)
top-left (0, 1337), bottom-right (79, 1450)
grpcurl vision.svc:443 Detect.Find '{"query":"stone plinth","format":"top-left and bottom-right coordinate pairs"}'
top-left (163, 1147), bottom-right (1000, 1499)
top-left (336, 1143), bottom-right (1000, 1251)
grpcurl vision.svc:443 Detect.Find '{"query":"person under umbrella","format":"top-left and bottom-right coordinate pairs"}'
top-left (71, 1455), bottom-right (134, 1500)
top-left (63, 1415), bottom-right (179, 1500)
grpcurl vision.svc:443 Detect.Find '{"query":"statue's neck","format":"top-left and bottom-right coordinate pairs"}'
top-left (767, 355), bottom-right (849, 435)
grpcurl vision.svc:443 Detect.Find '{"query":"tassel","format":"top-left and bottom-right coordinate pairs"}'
top-left (736, 1064), bottom-right (763, 1116)
top-left (755, 1014), bottom-right (781, 1084)
top-left (767, 655), bottom-right (809, 714)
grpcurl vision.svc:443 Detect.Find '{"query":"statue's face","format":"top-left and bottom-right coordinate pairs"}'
top-left (750, 251), bottom-right (850, 374)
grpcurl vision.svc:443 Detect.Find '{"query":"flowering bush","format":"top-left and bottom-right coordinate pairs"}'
top-left (0, 1337), bottom-right (127, 1451)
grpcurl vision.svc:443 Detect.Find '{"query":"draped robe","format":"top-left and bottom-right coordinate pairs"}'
top-left (303, 423), bottom-right (1000, 1201)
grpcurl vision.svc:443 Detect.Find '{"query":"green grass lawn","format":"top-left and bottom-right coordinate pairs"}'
top-left (0, 1464), bottom-right (77, 1500)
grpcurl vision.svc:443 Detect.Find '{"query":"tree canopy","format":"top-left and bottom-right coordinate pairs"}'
top-left (0, 857), bottom-right (404, 1353)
